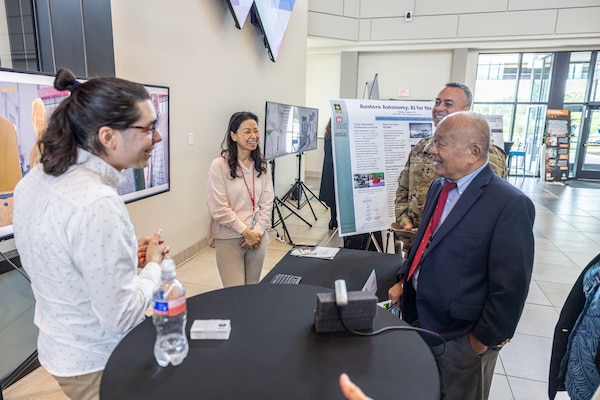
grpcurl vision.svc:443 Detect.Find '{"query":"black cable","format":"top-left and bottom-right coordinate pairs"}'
top-left (0, 249), bottom-right (30, 283)
top-left (336, 303), bottom-right (447, 357)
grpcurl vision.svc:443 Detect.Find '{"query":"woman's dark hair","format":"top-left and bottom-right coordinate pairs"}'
top-left (39, 68), bottom-right (150, 176)
top-left (221, 111), bottom-right (267, 179)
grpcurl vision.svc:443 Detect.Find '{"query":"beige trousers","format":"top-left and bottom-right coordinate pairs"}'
top-left (215, 231), bottom-right (269, 287)
top-left (53, 370), bottom-right (103, 400)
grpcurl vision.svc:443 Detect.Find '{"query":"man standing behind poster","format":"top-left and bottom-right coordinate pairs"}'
top-left (393, 82), bottom-right (507, 257)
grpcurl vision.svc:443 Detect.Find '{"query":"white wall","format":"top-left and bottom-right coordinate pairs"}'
top-left (304, 52), bottom-right (341, 175)
top-left (308, 0), bottom-right (600, 44)
top-left (357, 52), bottom-right (453, 101)
top-left (111, 0), bottom-right (308, 259)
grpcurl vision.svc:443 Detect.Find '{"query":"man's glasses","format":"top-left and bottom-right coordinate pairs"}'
top-left (128, 124), bottom-right (158, 134)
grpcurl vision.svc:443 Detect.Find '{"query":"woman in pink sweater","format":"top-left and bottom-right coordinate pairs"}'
top-left (206, 112), bottom-right (274, 287)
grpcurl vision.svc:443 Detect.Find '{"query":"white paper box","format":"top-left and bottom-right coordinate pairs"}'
top-left (190, 319), bottom-right (231, 340)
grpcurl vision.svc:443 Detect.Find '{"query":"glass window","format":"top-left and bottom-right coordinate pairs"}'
top-left (0, 0), bottom-right (38, 71)
top-left (474, 54), bottom-right (519, 102)
top-left (475, 52), bottom-right (555, 176)
top-left (517, 53), bottom-right (552, 103)
top-left (513, 104), bottom-right (547, 174)
top-left (512, 105), bottom-right (543, 149)
top-left (592, 58), bottom-right (600, 102)
top-left (472, 103), bottom-right (514, 143)
top-left (565, 52), bottom-right (591, 103)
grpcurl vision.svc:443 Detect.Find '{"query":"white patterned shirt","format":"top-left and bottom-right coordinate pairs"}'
top-left (13, 149), bottom-right (161, 377)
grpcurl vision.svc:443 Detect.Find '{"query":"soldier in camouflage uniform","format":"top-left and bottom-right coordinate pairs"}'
top-left (393, 82), bottom-right (507, 257)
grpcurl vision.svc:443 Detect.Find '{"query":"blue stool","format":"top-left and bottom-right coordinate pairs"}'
top-left (507, 150), bottom-right (526, 177)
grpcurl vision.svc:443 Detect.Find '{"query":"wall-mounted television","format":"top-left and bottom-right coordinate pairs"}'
top-left (225, 0), bottom-right (253, 29)
top-left (0, 68), bottom-right (170, 241)
top-left (264, 101), bottom-right (318, 161)
top-left (250, 0), bottom-right (296, 62)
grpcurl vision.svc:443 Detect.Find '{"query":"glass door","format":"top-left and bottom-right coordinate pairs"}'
top-left (516, 53), bottom-right (553, 176)
top-left (564, 104), bottom-right (584, 178)
top-left (575, 105), bottom-right (600, 179)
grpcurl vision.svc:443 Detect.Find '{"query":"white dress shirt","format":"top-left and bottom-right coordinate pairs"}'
top-left (13, 149), bottom-right (161, 377)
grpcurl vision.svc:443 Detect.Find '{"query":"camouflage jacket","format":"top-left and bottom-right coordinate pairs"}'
top-left (394, 137), bottom-right (507, 253)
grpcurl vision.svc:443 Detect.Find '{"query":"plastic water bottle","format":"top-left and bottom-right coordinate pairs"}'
top-left (152, 259), bottom-right (189, 367)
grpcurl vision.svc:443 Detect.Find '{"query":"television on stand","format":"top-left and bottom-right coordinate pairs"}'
top-left (264, 101), bottom-right (318, 161)
top-left (264, 100), bottom-right (325, 238)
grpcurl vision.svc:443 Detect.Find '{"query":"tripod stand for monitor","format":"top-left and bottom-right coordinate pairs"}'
top-left (280, 153), bottom-right (328, 220)
top-left (269, 159), bottom-right (312, 245)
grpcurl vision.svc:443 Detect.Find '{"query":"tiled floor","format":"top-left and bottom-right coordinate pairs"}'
top-left (4, 176), bottom-right (600, 399)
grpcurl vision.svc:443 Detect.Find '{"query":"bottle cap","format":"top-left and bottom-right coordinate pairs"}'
top-left (161, 259), bottom-right (176, 273)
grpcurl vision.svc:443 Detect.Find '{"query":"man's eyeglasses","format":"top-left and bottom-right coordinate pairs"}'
top-left (128, 124), bottom-right (158, 134)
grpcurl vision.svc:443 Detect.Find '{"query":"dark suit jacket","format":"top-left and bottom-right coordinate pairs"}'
top-left (399, 164), bottom-right (535, 347)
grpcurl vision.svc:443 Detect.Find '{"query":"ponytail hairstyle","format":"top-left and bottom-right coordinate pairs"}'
top-left (221, 111), bottom-right (267, 179)
top-left (39, 68), bottom-right (150, 176)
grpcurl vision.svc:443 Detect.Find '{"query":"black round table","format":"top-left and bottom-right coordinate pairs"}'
top-left (100, 284), bottom-right (439, 399)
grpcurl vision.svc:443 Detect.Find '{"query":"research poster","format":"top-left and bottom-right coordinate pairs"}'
top-left (329, 99), bottom-right (434, 237)
top-left (483, 115), bottom-right (504, 150)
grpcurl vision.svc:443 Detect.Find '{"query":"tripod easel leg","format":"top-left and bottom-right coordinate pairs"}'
top-left (298, 182), bottom-right (317, 219)
top-left (280, 152), bottom-right (328, 217)
top-left (302, 181), bottom-right (328, 208)
top-left (271, 197), bottom-right (295, 245)
top-left (365, 232), bottom-right (383, 253)
top-left (277, 197), bottom-right (312, 227)
top-left (271, 195), bottom-right (315, 245)
top-left (268, 155), bottom-right (317, 246)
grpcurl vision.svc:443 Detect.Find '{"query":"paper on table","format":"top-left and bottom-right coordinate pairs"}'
top-left (290, 246), bottom-right (340, 260)
top-left (361, 269), bottom-right (377, 296)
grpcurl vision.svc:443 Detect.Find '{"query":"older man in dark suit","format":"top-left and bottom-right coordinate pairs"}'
top-left (388, 111), bottom-right (535, 400)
